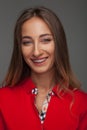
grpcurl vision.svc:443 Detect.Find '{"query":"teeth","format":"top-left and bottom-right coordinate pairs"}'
top-left (32, 58), bottom-right (47, 63)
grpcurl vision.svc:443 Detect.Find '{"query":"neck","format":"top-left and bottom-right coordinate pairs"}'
top-left (31, 70), bottom-right (55, 91)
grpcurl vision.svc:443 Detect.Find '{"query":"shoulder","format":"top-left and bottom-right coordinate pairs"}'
top-left (0, 79), bottom-right (28, 101)
top-left (73, 89), bottom-right (87, 103)
top-left (73, 89), bottom-right (87, 129)
top-left (72, 89), bottom-right (87, 113)
top-left (0, 86), bottom-right (22, 104)
top-left (0, 80), bottom-right (27, 110)
top-left (0, 78), bottom-right (33, 99)
top-left (63, 88), bottom-right (87, 113)
top-left (63, 87), bottom-right (87, 104)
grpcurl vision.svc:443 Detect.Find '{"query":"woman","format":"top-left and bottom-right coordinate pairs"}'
top-left (0, 6), bottom-right (87, 130)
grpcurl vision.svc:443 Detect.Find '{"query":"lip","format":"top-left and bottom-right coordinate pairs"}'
top-left (31, 57), bottom-right (48, 66)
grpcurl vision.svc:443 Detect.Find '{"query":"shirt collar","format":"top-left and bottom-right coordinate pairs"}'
top-left (21, 77), bottom-right (59, 96)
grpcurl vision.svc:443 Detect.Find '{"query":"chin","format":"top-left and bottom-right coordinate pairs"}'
top-left (31, 67), bottom-right (54, 75)
top-left (32, 70), bottom-right (48, 74)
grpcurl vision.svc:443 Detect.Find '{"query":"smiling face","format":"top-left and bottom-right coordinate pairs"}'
top-left (21, 17), bottom-right (55, 75)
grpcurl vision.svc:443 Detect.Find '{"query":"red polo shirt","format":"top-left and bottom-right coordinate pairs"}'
top-left (0, 78), bottom-right (87, 130)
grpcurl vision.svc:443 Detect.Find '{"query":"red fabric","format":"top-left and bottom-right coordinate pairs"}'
top-left (0, 78), bottom-right (87, 130)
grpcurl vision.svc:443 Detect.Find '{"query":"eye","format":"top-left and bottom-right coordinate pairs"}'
top-left (22, 41), bottom-right (33, 45)
top-left (41, 38), bottom-right (52, 43)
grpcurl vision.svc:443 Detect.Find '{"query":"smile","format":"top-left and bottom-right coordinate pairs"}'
top-left (31, 57), bottom-right (48, 64)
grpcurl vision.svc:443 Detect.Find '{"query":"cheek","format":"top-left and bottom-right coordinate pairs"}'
top-left (48, 43), bottom-right (55, 55)
top-left (43, 41), bottom-right (55, 53)
top-left (49, 43), bottom-right (55, 63)
top-left (21, 46), bottom-right (32, 59)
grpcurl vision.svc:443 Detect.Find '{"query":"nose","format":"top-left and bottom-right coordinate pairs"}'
top-left (33, 42), bottom-right (42, 57)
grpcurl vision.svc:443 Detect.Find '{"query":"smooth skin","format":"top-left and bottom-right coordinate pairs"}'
top-left (21, 17), bottom-right (55, 112)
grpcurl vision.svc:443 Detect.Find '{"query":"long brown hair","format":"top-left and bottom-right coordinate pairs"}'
top-left (2, 6), bottom-right (81, 93)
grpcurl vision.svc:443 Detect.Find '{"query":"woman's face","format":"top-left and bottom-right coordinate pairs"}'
top-left (21, 17), bottom-right (55, 75)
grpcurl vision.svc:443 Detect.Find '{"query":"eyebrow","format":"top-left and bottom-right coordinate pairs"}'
top-left (22, 34), bottom-right (52, 39)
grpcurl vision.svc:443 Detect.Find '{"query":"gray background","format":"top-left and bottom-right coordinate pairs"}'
top-left (0, 0), bottom-right (87, 92)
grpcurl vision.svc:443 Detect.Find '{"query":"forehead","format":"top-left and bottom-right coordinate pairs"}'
top-left (21, 16), bottom-right (52, 37)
